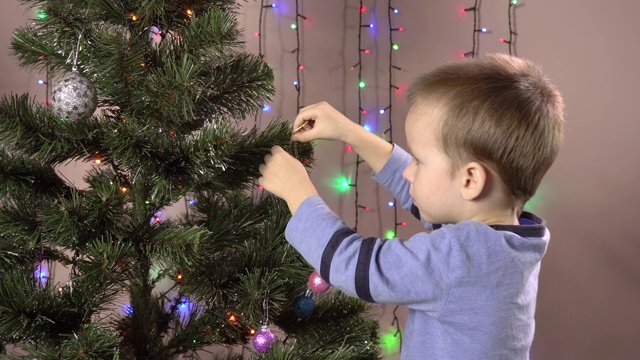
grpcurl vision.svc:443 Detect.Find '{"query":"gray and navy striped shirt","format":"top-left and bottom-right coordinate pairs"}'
top-left (285, 145), bottom-right (548, 360)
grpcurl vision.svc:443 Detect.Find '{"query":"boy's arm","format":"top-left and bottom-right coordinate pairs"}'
top-left (371, 144), bottom-right (414, 212)
top-left (285, 195), bottom-right (451, 313)
top-left (292, 102), bottom-right (420, 215)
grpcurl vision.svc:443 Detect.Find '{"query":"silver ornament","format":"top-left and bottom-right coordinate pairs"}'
top-left (51, 70), bottom-right (98, 121)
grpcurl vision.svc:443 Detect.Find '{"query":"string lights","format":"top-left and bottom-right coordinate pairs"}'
top-left (256, 0), bottom-right (277, 123)
top-left (500, 0), bottom-right (519, 55)
top-left (253, 1), bottom-right (277, 199)
top-left (292, 0), bottom-right (306, 112)
top-left (353, 0), bottom-right (367, 231)
top-left (463, 0), bottom-right (483, 58)
top-left (385, 1), bottom-right (404, 354)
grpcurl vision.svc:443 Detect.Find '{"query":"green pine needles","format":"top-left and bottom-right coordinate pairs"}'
top-left (0, 1), bottom-right (380, 359)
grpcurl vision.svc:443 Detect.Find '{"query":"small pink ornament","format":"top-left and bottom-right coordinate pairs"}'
top-left (252, 325), bottom-right (278, 354)
top-left (307, 270), bottom-right (330, 293)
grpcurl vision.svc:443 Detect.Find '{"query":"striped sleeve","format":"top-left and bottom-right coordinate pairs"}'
top-left (285, 196), bottom-right (451, 313)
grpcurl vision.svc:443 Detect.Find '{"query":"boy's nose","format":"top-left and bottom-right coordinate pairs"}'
top-left (402, 164), bottom-right (412, 182)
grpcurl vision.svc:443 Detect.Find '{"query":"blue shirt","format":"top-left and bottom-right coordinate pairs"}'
top-left (285, 145), bottom-right (548, 359)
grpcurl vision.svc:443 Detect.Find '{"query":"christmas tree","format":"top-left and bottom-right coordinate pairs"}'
top-left (0, 1), bottom-right (380, 359)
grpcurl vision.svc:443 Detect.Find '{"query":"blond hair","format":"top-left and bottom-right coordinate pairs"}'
top-left (407, 54), bottom-right (564, 210)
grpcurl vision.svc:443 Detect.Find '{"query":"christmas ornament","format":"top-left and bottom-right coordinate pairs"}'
top-left (293, 291), bottom-right (315, 318)
top-left (253, 294), bottom-right (278, 354)
top-left (50, 70), bottom-right (98, 121)
top-left (50, 32), bottom-right (98, 121)
top-left (149, 26), bottom-right (162, 47)
top-left (252, 325), bottom-right (278, 354)
top-left (307, 270), bottom-right (330, 293)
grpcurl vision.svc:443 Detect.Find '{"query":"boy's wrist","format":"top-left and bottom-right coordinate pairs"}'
top-left (285, 185), bottom-right (319, 215)
top-left (341, 121), bottom-right (364, 145)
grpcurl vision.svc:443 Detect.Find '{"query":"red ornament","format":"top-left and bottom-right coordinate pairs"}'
top-left (307, 270), bottom-right (330, 293)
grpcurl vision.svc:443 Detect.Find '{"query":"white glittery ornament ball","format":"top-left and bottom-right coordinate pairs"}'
top-left (51, 70), bottom-right (98, 121)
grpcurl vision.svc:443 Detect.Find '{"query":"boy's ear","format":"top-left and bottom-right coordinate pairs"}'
top-left (459, 161), bottom-right (488, 201)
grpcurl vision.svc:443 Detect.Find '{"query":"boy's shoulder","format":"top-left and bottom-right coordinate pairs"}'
top-left (416, 212), bottom-right (549, 269)
top-left (432, 211), bottom-right (547, 239)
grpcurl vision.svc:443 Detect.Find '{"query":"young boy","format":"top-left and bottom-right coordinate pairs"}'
top-left (258, 54), bottom-right (564, 359)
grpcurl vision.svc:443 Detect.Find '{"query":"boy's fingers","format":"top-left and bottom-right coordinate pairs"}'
top-left (293, 114), bottom-right (315, 130)
top-left (292, 131), bottom-right (310, 142)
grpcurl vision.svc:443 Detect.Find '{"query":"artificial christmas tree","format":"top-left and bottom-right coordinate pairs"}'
top-left (0, 1), bottom-right (380, 359)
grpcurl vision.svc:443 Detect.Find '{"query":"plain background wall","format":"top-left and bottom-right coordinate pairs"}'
top-left (1, 1), bottom-right (639, 359)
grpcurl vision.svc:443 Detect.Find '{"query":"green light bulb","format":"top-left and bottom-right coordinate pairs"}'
top-left (524, 185), bottom-right (547, 213)
top-left (333, 175), bottom-right (352, 193)
top-left (379, 328), bottom-right (401, 355)
top-left (385, 230), bottom-right (395, 239)
top-left (392, 43), bottom-right (399, 50)
top-left (358, 81), bottom-right (366, 88)
top-left (511, 0), bottom-right (518, 4)
top-left (37, 8), bottom-right (48, 19)
top-left (291, 23), bottom-right (297, 29)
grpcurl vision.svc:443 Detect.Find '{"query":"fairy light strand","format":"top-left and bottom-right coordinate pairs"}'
top-left (354, 0), bottom-right (366, 231)
top-left (387, 1), bottom-right (403, 353)
top-left (253, 1), bottom-right (275, 199)
top-left (501, 0), bottom-right (518, 55)
top-left (464, 0), bottom-right (481, 58)
top-left (293, 0), bottom-right (306, 112)
top-left (255, 0), bottom-right (275, 126)
top-left (387, 2), bottom-right (399, 238)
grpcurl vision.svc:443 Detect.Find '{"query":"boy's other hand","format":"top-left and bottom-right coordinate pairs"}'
top-left (258, 146), bottom-right (318, 214)
top-left (292, 102), bottom-right (357, 143)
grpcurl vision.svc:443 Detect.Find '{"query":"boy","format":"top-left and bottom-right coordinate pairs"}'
top-left (258, 54), bottom-right (564, 359)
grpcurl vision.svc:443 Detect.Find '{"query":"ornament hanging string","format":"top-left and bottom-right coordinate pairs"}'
top-left (262, 290), bottom-right (270, 326)
top-left (71, 32), bottom-right (83, 71)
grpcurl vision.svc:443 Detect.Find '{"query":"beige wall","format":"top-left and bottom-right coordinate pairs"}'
top-left (2, 1), bottom-right (639, 359)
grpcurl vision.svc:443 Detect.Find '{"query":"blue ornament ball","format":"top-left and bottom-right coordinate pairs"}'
top-left (293, 295), bottom-right (315, 318)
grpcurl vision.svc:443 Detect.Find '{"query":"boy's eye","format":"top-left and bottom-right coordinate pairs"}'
top-left (412, 157), bottom-right (419, 164)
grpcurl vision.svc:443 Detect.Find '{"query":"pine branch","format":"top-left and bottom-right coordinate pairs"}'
top-left (196, 53), bottom-right (274, 121)
top-left (180, 6), bottom-right (243, 56)
top-left (0, 151), bottom-right (70, 199)
top-left (0, 270), bottom-right (115, 344)
top-left (0, 94), bottom-right (72, 164)
top-left (16, 323), bottom-right (122, 360)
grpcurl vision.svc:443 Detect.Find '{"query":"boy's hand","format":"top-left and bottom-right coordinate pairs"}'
top-left (292, 102), bottom-right (358, 143)
top-left (258, 146), bottom-right (318, 214)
